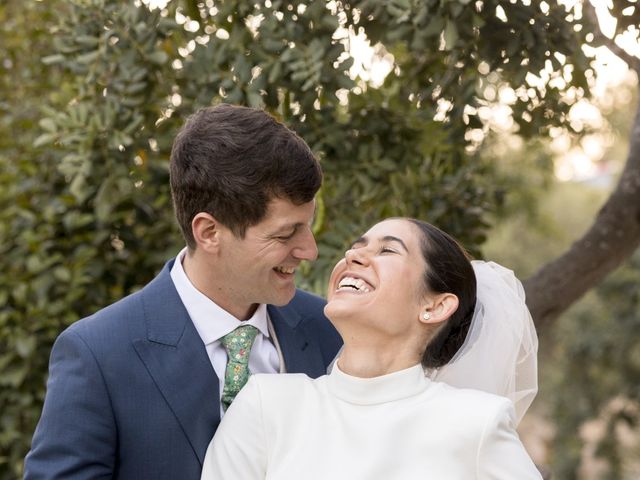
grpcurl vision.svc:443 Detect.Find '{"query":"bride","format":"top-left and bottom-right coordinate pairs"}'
top-left (201, 218), bottom-right (542, 479)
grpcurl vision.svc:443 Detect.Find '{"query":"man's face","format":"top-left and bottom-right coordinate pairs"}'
top-left (216, 197), bottom-right (317, 319)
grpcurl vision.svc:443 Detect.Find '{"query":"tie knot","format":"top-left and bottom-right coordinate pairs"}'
top-left (221, 324), bottom-right (259, 353)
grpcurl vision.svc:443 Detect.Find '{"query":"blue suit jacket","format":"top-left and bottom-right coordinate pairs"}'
top-left (24, 260), bottom-right (342, 479)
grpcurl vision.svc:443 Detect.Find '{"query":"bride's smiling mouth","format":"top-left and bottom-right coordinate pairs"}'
top-left (335, 274), bottom-right (375, 294)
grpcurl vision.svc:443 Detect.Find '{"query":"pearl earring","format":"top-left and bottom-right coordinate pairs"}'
top-left (422, 312), bottom-right (431, 321)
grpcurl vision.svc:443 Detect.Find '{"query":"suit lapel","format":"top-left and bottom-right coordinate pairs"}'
top-left (268, 303), bottom-right (328, 378)
top-left (133, 261), bottom-right (219, 465)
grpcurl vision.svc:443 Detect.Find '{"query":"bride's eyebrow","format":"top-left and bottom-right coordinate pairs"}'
top-left (349, 235), bottom-right (408, 253)
top-left (381, 236), bottom-right (409, 253)
top-left (349, 236), bottom-right (367, 249)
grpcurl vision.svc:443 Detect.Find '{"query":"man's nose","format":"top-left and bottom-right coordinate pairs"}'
top-left (292, 227), bottom-right (318, 261)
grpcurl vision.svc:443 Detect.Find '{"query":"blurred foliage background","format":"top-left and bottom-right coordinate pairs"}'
top-left (484, 75), bottom-right (640, 479)
top-left (1, 0), bottom-right (639, 478)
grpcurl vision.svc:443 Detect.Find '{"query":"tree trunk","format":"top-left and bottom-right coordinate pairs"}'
top-left (523, 87), bottom-right (640, 332)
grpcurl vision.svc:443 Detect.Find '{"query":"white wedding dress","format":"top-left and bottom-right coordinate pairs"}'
top-left (201, 362), bottom-right (542, 480)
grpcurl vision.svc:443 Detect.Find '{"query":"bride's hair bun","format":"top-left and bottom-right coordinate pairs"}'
top-left (407, 219), bottom-right (476, 369)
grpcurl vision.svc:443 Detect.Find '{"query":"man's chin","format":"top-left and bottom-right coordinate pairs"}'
top-left (264, 286), bottom-right (297, 307)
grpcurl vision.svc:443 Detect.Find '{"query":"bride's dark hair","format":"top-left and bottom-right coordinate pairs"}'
top-left (408, 219), bottom-right (477, 369)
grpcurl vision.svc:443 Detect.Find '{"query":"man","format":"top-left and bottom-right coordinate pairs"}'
top-left (25, 104), bottom-right (343, 479)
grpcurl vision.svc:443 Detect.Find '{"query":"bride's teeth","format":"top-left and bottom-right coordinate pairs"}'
top-left (338, 277), bottom-right (355, 289)
top-left (337, 276), bottom-right (372, 293)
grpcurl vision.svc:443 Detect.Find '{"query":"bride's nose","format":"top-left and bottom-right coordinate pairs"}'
top-left (345, 248), bottom-right (368, 266)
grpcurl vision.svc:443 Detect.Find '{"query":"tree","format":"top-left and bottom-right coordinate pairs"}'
top-left (482, 149), bottom-right (639, 477)
top-left (550, 250), bottom-right (640, 479)
top-left (31, 0), bottom-right (595, 288)
top-left (0, 1), bottom-right (71, 476)
top-left (0, 1), bottom-right (182, 476)
top-left (523, 1), bottom-right (640, 330)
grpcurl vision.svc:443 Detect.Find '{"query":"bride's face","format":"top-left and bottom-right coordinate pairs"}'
top-left (325, 219), bottom-right (427, 335)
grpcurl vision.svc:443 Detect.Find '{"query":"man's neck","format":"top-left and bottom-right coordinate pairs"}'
top-left (181, 250), bottom-right (257, 320)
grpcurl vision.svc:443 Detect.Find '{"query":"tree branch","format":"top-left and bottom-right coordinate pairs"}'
top-left (584, 0), bottom-right (640, 74)
top-left (524, 91), bottom-right (640, 331)
top-left (522, 1), bottom-right (640, 331)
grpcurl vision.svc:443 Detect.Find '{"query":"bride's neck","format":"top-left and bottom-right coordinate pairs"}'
top-left (337, 345), bottom-right (421, 378)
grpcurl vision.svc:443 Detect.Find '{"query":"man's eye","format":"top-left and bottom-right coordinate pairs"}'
top-left (380, 247), bottom-right (396, 254)
top-left (276, 232), bottom-right (295, 241)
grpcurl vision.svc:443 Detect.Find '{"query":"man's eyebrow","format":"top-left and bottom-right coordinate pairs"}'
top-left (381, 235), bottom-right (409, 253)
top-left (272, 222), bottom-right (303, 235)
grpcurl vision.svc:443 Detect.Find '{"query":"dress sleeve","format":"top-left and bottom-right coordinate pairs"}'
top-left (24, 329), bottom-right (117, 479)
top-left (201, 376), bottom-right (267, 480)
top-left (476, 399), bottom-right (543, 480)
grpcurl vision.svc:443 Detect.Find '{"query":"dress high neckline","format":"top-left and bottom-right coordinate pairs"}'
top-left (327, 362), bottom-right (430, 405)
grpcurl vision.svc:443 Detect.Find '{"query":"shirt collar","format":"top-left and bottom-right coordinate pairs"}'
top-left (170, 247), bottom-right (270, 345)
top-left (327, 362), bottom-right (430, 405)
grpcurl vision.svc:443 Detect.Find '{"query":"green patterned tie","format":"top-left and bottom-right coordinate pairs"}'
top-left (220, 324), bottom-right (259, 411)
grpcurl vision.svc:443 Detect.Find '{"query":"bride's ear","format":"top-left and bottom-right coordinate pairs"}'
top-left (419, 293), bottom-right (459, 325)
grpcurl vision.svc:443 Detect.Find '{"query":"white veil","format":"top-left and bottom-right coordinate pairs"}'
top-left (427, 261), bottom-right (539, 425)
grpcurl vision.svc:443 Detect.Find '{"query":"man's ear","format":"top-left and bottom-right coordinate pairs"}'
top-left (191, 212), bottom-right (223, 253)
top-left (419, 293), bottom-right (459, 325)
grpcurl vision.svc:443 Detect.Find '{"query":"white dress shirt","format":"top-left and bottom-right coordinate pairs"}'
top-left (170, 248), bottom-right (281, 416)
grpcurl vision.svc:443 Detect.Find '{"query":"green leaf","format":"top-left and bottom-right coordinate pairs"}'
top-left (423, 17), bottom-right (445, 38)
top-left (33, 133), bottom-right (57, 148)
top-left (147, 51), bottom-right (168, 65)
top-left (38, 118), bottom-right (57, 133)
top-left (41, 54), bottom-right (65, 65)
top-left (53, 266), bottom-right (72, 283)
top-left (0, 362), bottom-right (29, 387)
top-left (15, 337), bottom-right (36, 358)
top-left (69, 173), bottom-right (90, 203)
top-left (268, 62), bottom-right (282, 84)
top-left (246, 90), bottom-right (263, 108)
top-left (76, 50), bottom-right (100, 64)
top-left (443, 20), bottom-right (458, 50)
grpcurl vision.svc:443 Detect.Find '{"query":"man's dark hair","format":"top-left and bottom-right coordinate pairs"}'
top-left (170, 104), bottom-right (322, 248)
